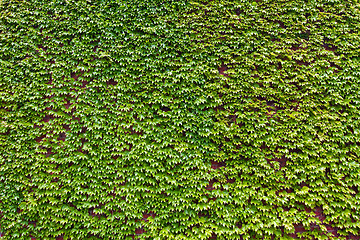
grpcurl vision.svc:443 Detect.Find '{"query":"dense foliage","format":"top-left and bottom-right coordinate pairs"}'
top-left (1, 0), bottom-right (360, 239)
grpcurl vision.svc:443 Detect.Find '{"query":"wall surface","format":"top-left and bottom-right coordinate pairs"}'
top-left (1, 0), bottom-right (360, 239)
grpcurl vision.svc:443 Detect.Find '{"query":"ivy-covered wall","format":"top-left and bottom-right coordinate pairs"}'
top-left (1, 0), bottom-right (360, 239)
